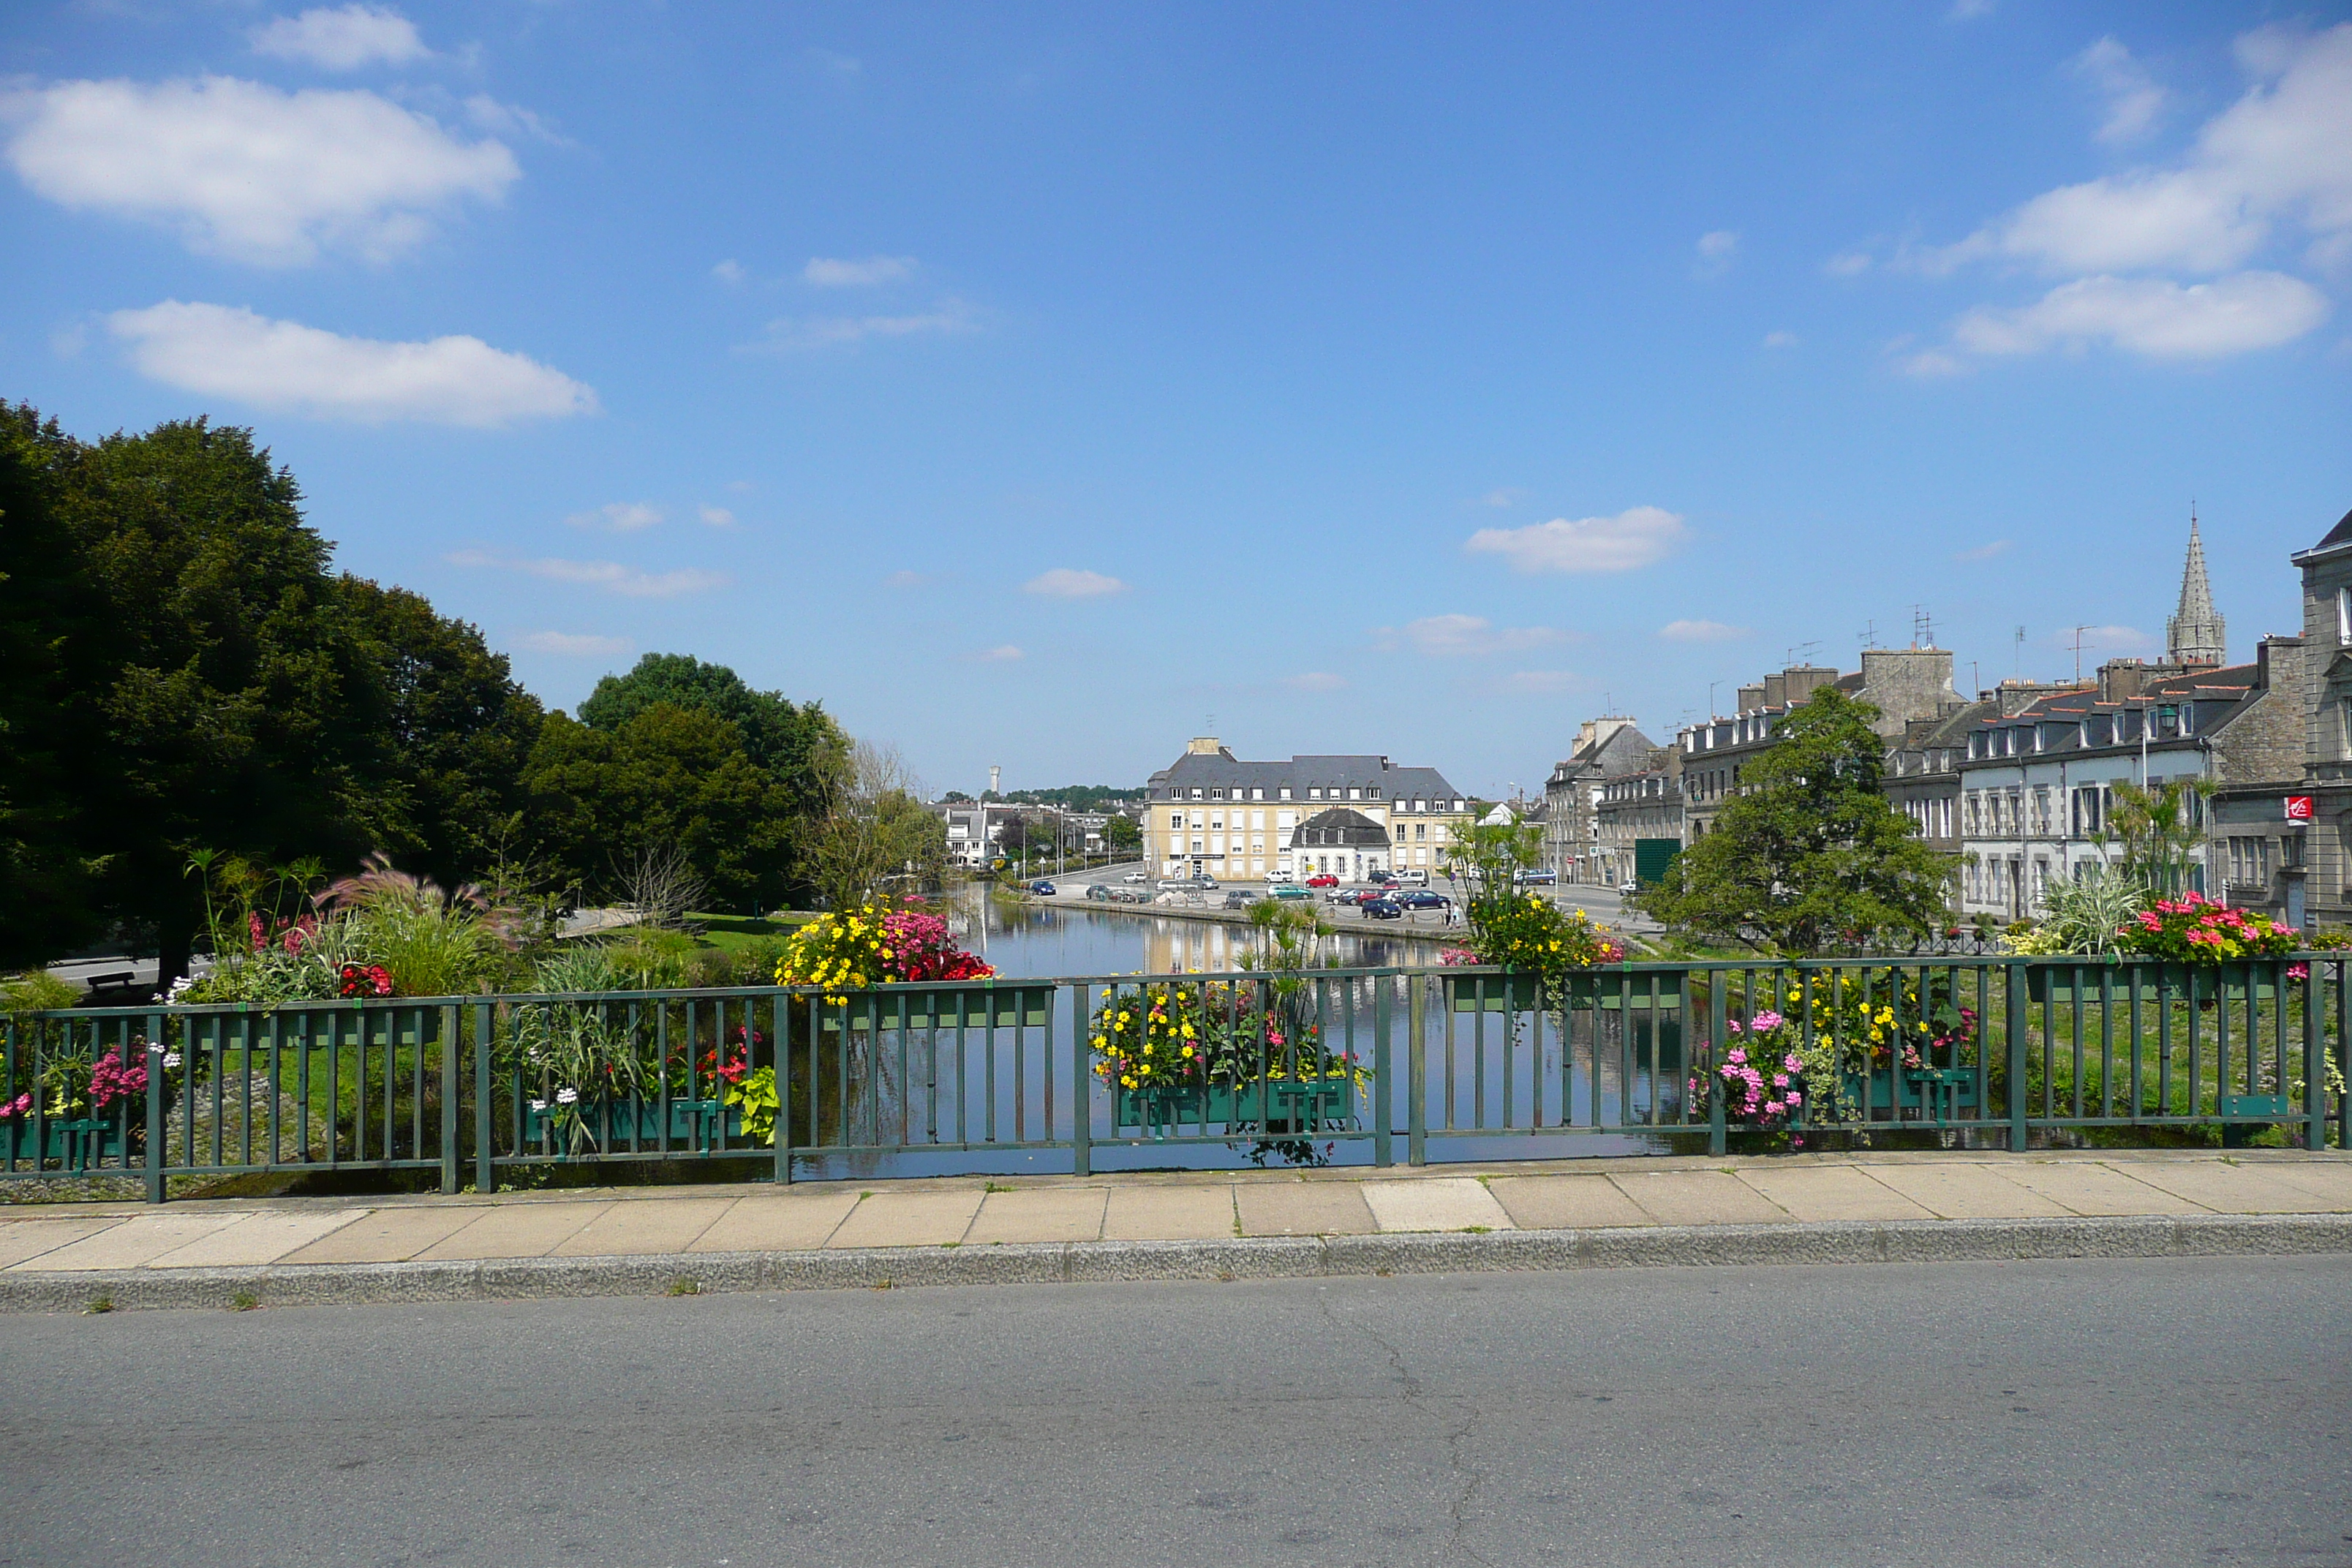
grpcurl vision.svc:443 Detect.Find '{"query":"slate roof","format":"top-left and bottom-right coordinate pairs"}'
top-left (1290, 807), bottom-right (1392, 848)
top-left (1148, 748), bottom-right (1461, 802)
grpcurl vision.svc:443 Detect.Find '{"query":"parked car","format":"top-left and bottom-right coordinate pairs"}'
top-left (1158, 878), bottom-right (1197, 892)
top-left (1267, 883), bottom-right (1311, 900)
top-left (1359, 897), bottom-right (1403, 920)
top-left (1191, 873), bottom-right (1218, 888)
top-left (1086, 883), bottom-right (1113, 902)
top-left (1028, 880), bottom-right (1057, 896)
top-left (1369, 870), bottom-right (1395, 885)
top-left (1397, 890), bottom-right (1450, 911)
top-left (1515, 870), bottom-right (1556, 885)
top-left (1123, 870), bottom-right (1150, 883)
top-left (1618, 879), bottom-right (1639, 896)
top-left (1304, 873), bottom-right (1339, 888)
top-left (1221, 891), bottom-right (1255, 911)
top-left (1392, 868), bottom-right (1428, 886)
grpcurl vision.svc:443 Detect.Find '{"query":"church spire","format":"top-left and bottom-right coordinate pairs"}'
top-left (2167, 510), bottom-right (2225, 666)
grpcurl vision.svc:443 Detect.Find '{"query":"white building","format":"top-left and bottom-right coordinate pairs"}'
top-left (1141, 737), bottom-right (1470, 881)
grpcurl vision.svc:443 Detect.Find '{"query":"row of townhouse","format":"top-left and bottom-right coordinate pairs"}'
top-left (1537, 513), bottom-right (2346, 923)
top-left (1140, 737), bottom-right (1474, 882)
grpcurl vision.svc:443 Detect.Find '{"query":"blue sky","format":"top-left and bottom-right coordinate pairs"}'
top-left (5, 2), bottom-right (2350, 800)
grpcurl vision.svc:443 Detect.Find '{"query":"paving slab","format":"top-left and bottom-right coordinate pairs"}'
top-left (2119, 1160), bottom-right (2352, 1214)
top-left (148, 1209), bottom-right (368, 1268)
top-left (1736, 1164), bottom-right (1936, 1224)
top-left (9, 1211), bottom-right (248, 1272)
top-left (965, 1188), bottom-right (1109, 1245)
top-left (415, 1202), bottom-right (611, 1262)
top-left (1102, 1184), bottom-right (1236, 1241)
top-left (1235, 1181), bottom-right (1376, 1236)
top-left (2248, 1161), bottom-right (2352, 1207)
top-left (276, 1205), bottom-right (483, 1264)
top-left (551, 1198), bottom-right (734, 1257)
top-left (823, 1189), bottom-right (981, 1248)
top-left (687, 1189), bottom-right (861, 1252)
top-left (1864, 1164), bottom-right (2071, 1219)
top-left (1997, 1161), bottom-right (2212, 1216)
top-left (0, 1218), bottom-right (122, 1269)
top-left (1360, 1177), bottom-right (1515, 1232)
top-left (1610, 1170), bottom-right (1787, 1226)
top-left (1486, 1175), bottom-right (1654, 1230)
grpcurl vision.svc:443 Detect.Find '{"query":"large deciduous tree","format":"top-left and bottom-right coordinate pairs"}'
top-left (1637, 687), bottom-right (1956, 956)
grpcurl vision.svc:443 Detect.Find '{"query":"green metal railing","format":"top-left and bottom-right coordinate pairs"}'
top-left (2, 957), bottom-right (2342, 1201)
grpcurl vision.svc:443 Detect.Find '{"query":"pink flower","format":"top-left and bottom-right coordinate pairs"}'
top-left (1726, 1048), bottom-right (1746, 1066)
top-left (1783, 1053), bottom-right (1803, 1073)
top-left (1750, 1010), bottom-right (1784, 1033)
top-left (1786, 1091), bottom-right (1802, 1107)
top-left (1772, 1074), bottom-right (1789, 1088)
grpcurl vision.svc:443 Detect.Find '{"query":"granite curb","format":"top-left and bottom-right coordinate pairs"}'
top-left (7, 1212), bottom-right (2348, 1313)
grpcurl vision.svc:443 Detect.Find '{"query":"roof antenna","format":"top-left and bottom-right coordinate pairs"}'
top-left (2071, 624), bottom-right (2091, 684)
top-left (1857, 617), bottom-right (1876, 650)
top-left (1912, 604), bottom-right (1932, 649)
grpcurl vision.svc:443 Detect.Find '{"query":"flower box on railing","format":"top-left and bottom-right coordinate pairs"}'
top-left (244, 1006), bottom-right (444, 1050)
top-left (2026, 959), bottom-right (2291, 1005)
top-left (1447, 971), bottom-right (1686, 1012)
top-left (812, 985), bottom-right (1053, 1031)
top-left (0, 1116), bottom-right (126, 1169)
top-left (1114, 1075), bottom-right (1355, 1134)
top-left (521, 1096), bottom-right (740, 1152)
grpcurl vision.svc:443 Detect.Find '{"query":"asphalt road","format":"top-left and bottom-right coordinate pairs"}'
top-left (4, 1256), bottom-right (2345, 1568)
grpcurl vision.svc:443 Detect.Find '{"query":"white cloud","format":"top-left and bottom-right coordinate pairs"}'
top-left (698, 506), bottom-right (736, 528)
top-left (447, 551), bottom-right (725, 598)
top-left (883, 569), bottom-right (928, 588)
top-left (2053, 624), bottom-right (2151, 652)
top-left (1022, 568), bottom-right (1126, 599)
top-left (712, 259), bottom-right (745, 284)
top-left (1399, 614), bottom-right (1563, 657)
top-left (1500, 670), bottom-right (1580, 694)
top-left (746, 300), bottom-right (976, 351)
top-left (1465, 506), bottom-right (1685, 574)
top-left (1931, 25), bottom-right (2352, 278)
top-left (1948, 0), bottom-right (1994, 19)
top-left (1695, 230), bottom-right (1738, 277)
top-left (1950, 272), bottom-right (2329, 358)
top-left (1954, 539), bottom-right (2013, 561)
top-left (567, 502), bottom-right (663, 532)
top-left (108, 301), bottom-right (595, 426)
top-left (3, 76), bottom-right (517, 264)
top-left (1659, 619), bottom-right (1749, 643)
top-left (1900, 348), bottom-right (1968, 377)
top-left (251, 6), bottom-right (429, 70)
top-left (1825, 250), bottom-right (1873, 276)
top-left (517, 630), bottom-right (630, 657)
top-left (1284, 671), bottom-right (1346, 692)
top-left (461, 97), bottom-right (565, 146)
top-left (1762, 330), bottom-right (1800, 349)
top-left (2076, 37), bottom-right (2167, 145)
top-left (804, 255), bottom-right (916, 287)
top-left (973, 644), bottom-right (1023, 663)
top-left (1480, 487), bottom-right (1526, 508)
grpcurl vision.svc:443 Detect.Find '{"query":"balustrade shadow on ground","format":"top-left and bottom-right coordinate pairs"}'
top-left (1, 958), bottom-right (2342, 1200)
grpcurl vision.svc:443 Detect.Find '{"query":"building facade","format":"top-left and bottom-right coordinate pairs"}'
top-left (1141, 737), bottom-right (1471, 881)
top-left (2288, 505), bottom-right (2352, 928)
top-left (1594, 768), bottom-right (1683, 889)
top-left (1542, 717), bottom-right (1658, 883)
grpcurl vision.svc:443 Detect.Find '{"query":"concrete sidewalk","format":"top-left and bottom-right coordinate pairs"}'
top-left (3, 1148), bottom-right (2348, 1311)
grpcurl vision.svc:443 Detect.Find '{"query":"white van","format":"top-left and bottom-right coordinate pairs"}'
top-left (1392, 868), bottom-right (1428, 886)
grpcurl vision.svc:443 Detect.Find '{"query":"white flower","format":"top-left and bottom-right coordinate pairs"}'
top-left (556, 1088), bottom-right (578, 1105)
top-left (529, 1098), bottom-right (548, 1112)
top-left (162, 1052), bottom-right (183, 1068)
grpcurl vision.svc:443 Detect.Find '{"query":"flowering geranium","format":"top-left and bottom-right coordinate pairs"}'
top-left (2116, 892), bottom-right (2297, 964)
top-left (1691, 1019), bottom-right (1809, 1133)
top-left (1089, 981), bottom-right (1348, 1096)
top-left (775, 904), bottom-right (995, 1003)
top-left (337, 962), bottom-right (393, 998)
top-left (88, 1049), bottom-right (148, 1112)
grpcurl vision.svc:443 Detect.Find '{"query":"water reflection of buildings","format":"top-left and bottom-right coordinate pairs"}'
top-left (1139, 917), bottom-right (1443, 976)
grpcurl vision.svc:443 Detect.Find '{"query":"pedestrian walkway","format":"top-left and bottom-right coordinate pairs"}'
top-left (2, 1150), bottom-right (2346, 1286)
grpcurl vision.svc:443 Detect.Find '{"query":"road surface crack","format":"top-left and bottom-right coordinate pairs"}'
top-left (1317, 1290), bottom-right (1492, 1566)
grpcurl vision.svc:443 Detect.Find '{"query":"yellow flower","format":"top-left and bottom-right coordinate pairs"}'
top-left (1182, 1045), bottom-right (1194, 1058)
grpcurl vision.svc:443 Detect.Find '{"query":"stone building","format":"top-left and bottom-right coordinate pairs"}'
top-left (2286, 505), bottom-right (2352, 927)
top-left (1678, 648), bottom-right (1967, 842)
top-left (1141, 738), bottom-right (1470, 881)
top-left (1594, 767), bottom-right (1683, 889)
top-left (1541, 716), bottom-right (1659, 883)
top-left (1289, 807), bottom-right (1393, 882)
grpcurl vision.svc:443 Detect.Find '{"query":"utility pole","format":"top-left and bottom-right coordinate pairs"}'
top-left (2071, 625), bottom-right (2092, 685)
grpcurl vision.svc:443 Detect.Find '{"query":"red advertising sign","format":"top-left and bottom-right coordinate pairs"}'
top-left (2285, 795), bottom-right (2314, 821)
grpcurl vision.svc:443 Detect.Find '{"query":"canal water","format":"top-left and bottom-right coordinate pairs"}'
top-left (781, 892), bottom-right (1670, 1181)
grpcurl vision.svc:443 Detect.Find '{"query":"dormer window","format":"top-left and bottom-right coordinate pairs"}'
top-left (2339, 585), bottom-right (2351, 646)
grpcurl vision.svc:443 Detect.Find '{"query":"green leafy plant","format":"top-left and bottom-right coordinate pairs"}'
top-left (724, 1065), bottom-right (778, 1146)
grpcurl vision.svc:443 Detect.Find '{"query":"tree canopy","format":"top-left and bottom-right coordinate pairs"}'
top-left (1637, 687), bottom-right (1956, 956)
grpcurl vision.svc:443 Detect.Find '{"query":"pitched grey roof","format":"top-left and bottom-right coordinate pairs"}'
top-left (1148, 748), bottom-right (1461, 802)
top-left (1289, 807), bottom-right (1391, 848)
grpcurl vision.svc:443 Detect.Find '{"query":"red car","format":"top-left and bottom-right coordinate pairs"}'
top-left (1304, 874), bottom-right (1339, 888)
